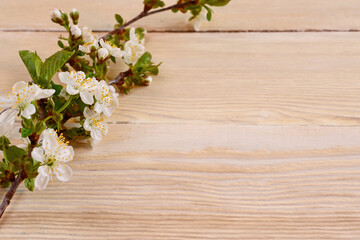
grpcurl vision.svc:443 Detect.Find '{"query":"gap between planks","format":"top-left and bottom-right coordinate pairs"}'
top-left (2, 29), bottom-right (360, 33)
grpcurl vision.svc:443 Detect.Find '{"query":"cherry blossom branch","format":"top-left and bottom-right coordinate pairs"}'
top-left (0, 138), bottom-right (36, 218)
top-left (0, 169), bottom-right (25, 218)
top-left (101, 0), bottom-right (197, 40)
top-left (109, 69), bottom-right (133, 85)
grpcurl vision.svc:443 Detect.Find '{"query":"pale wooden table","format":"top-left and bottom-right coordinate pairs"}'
top-left (1, 0), bottom-right (360, 239)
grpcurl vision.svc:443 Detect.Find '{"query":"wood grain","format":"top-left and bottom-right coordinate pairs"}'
top-left (1, 0), bottom-right (360, 31)
top-left (0, 32), bottom-right (359, 125)
top-left (1, 124), bottom-right (360, 239)
top-left (1, 1), bottom-right (360, 239)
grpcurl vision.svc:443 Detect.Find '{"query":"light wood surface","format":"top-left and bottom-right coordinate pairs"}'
top-left (1, 0), bottom-right (360, 31)
top-left (1, 0), bottom-right (360, 239)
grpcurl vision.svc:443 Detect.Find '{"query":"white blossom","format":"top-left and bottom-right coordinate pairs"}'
top-left (83, 107), bottom-right (108, 145)
top-left (79, 27), bottom-right (99, 53)
top-left (192, 7), bottom-right (208, 31)
top-left (32, 129), bottom-right (74, 191)
top-left (79, 40), bottom-right (99, 53)
top-left (0, 81), bottom-right (55, 119)
top-left (123, 28), bottom-right (145, 65)
top-left (58, 71), bottom-right (98, 105)
top-left (97, 48), bottom-right (109, 60)
top-left (70, 25), bottom-right (82, 38)
top-left (0, 109), bottom-right (20, 140)
top-left (49, 8), bottom-right (62, 21)
top-left (94, 80), bottom-right (119, 117)
top-left (99, 38), bottom-right (124, 58)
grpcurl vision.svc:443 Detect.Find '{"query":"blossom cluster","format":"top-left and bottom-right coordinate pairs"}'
top-left (0, 0), bottom-right (230, 212)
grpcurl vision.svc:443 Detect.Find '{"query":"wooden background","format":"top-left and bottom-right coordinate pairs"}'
top-left (1, 0), bottom-right (360, 239)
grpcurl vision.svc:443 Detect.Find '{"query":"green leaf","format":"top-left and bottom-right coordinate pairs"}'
top-left (0, 136), bottom-right (10, 149)
top-left (204, 5), bottom-right (213, 21)
top-left (23, 158), bottom-right (35, 177)
top-left (24, 178), bottom-right (34, 191)
top-left (19, 50), bottom-right (43, 82)
top-left (39, 50), bottom-right (74, 86)
top-left (144, 0), bottom-right (165, 9)
top-left (135, 27), bottom-right (146, 41)
top-left (133, 52), bottom-right (152, 70)
top-left (35, 121), bottom-right (46, 134)
top-left (205, 0), bottom-right (231, 6)
top-left (3, 146), bottom-right (27, 164)
top-left (115, 14), bottom-right (124, 25)
top-left (147, 64), bottom-right (160, 75)
top-left (22, 117), bottom-right (33, 129)
top-left (21, 128), bottom-right (33, 138)
top-left (50, 81), bottom-right (63, 96)
top-left (58, 40), bottom-right (65, 48)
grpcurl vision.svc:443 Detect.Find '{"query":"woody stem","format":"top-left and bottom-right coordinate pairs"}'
top-left (101, 1), bottom-right (197, 40)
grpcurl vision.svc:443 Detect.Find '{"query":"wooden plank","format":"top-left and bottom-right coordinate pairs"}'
top-left (1, 0), bottom-right (360, 31)
top-left (0, 32), bottom-right (359, 125)
top-left (1, 124), bottom-right (360, 239)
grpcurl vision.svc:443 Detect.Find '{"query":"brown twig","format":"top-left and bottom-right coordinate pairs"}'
top-left (101, 1), bottom-right (197, 40)
top-left (0, 169), bottom-right (25, 218)
top-left (109, 69), bottom-right (133, 85)
top-left (0, 134), bottom-right (36, 219)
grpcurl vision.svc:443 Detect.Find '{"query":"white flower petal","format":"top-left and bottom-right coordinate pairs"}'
top-left (21, 104), bottom-right (36, 119)
top-left (110, 48), bottom-right (124, 58)
top-left (37, 89), bottom-right (55, 99)
top-left (31, 147), bottom-right (45, 163)
top-left (58, 72), bottom-right (70, 84)
top-left (129, 27), bottom-right (137, 42)
top-left (0, 109), bottom-right (16, 124)
top-left (55, 164), bottom-right (73, 182)
top-left (0, 96), bottom-right (11, 108)
top-left (94, 102), bottom-right (102, 114)
top-left (80, 91), bottom-right (94, 105)
top-left (102, 105), bottom-right (112, 117)
top-left (41, 129), bottom-right (59, 151)
top-left (59, 87), bottom-right (68, 98)
top-left (83, 107), bottom-right (92, 118)
top-left (35, 170), bottom-right (51, 191)
top-left (79, 45), bottom-right (90, 53)
top-left (56, 146), bottom-right (74, 163)
top-left (83, 119), bottom-right (91, 132)
top-left (12, 81), bottom-right (27, 93)
top-left (99, 38), bottom-right (106, 48)
top-left (90, 129), bottom-right (103, 141)
top-left (66, 85), bottom-right (79, 95)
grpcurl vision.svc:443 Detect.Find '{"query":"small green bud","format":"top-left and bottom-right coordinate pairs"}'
top-left (70, 8), bottom-right (80, 24)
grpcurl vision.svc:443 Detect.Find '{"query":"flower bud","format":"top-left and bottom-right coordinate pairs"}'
top-left (144, 76), bottom-right (152, 86)
top-left (82, 26), bottom-right (94, 43)
top-left (49, 8), bottom-right (63, 24)
top-left (70, 25), bottom-right (82, 38)
top-left (97, 48), bottom-right (109, 61)
top-left (50, 8), bottom-right (61, 20)
top-left (70, 8), bottom-right (80, 24)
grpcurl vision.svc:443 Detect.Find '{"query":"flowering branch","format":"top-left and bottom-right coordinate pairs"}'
top-left (101, 0), bottom-right (197, 40)
top-left (0, 0), bottom-right (230, 220)
top-left (0, 169), bottom-right (25, 218)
